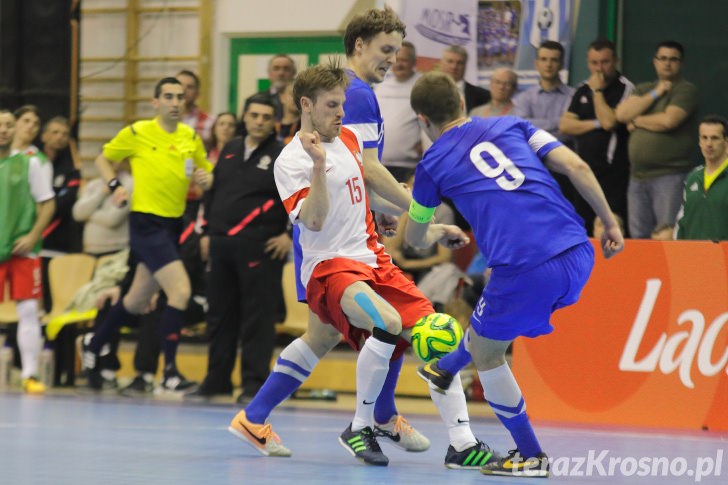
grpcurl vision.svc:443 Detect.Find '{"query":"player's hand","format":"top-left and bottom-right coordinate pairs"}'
top-left (194, 169), bottom-right (213, 191)
top-left (433, 224), bottom-right (470, 249)
top-left (300, 131), bottom-right (326, 168)
top-left (265, 233), bottom-right (292, 260)
top-left (95, 286), bottom-right (121, 309)
top-left (12, 234), bottom-right (38, 256)
top-left (601, 224), bottom-right (624, 259)
top-left (375, 212), bottom-right (399, 237)
top-left (112, 185), bottom-right (129, 207)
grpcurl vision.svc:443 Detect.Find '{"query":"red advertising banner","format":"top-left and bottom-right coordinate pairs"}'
top-left (512, 239), bottom-right (728, 431)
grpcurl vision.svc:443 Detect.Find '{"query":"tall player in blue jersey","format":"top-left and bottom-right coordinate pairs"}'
top-left (407, 72), bottom-right (624, 478)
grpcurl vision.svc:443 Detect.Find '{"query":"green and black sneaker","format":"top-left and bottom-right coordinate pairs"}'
top-left (480, 449), bottom-right (550, 478)
top-left (339, 423), bottom-right (389, 466)
top-left (445, 440), bottom-right (499, 469)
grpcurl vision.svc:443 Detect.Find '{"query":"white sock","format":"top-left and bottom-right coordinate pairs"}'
top-left (272, 338), bottom-right (320, 380)
top-left (430, 373), bottom-right (477, 451)
top-left (351, 336), bottom-right (395, 431)
top-left (478, 363), bottom-right (525, 418)
top-left (16, 300), bottom-right (42, 379)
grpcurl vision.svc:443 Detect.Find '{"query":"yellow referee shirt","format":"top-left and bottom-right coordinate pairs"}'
top-left (103, 117), bottom-right (212, 218)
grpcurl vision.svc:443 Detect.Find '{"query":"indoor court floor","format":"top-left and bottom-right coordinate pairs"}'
top-left (0, 392), bottom-right (725, 484)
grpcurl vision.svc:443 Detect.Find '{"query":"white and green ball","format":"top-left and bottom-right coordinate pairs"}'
top-left (410, 313), bottom-right (464, 362)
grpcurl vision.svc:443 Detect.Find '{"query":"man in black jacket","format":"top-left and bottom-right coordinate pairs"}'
top-left (187, 93), bottom-right (291, 402)
top-left (440, 45), bottom-right (490, 113)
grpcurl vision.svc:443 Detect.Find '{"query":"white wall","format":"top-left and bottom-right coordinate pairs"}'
top-left (211, 0), bottom-right (379, 112)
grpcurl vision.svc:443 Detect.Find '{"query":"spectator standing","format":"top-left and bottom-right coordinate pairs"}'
top-left (469, 68), bottom-right (518, 117)
top-left (0, 109), bottom-right (56, 393)
top-left (38, 116), bottom-right (83, 312)
top-left (207, 112), bottom-right (238, 163)
top-left (186, 94), bottom-right (289, 403)
top-left (178, 70), bottom-right (215, 144)
top-left (513, 40), bottom-right (574, 142)
top-left (374, 41), bottom-right (424, 182)
top-left (242, 55), bottom-right (299, 144)
top-left (560, 40), bottom-right (633, 234)
top-left (440, 45), bottom-right (491, 113)
top-left (675, 115), bottom-right (728, 241)
top-left (616, 40), bottom-right (699, 238)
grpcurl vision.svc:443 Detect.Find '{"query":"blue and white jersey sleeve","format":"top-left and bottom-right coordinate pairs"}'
top-left (343, 82), bottom-right (382, 153)
top-left (520, 119), bottom-right (562, 159)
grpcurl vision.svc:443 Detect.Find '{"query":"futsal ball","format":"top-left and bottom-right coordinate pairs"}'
top-left (537, 8), bottom-right (554, 30)
top-left (410, 313), bottom-right (464, 362)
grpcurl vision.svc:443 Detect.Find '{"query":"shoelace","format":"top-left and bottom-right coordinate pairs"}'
top-left (392, 415), bottom-right (415, 436)
top-left (258, 423), bottom-right (283, 444)
top-left (359, 427), bottom-right (383, 452)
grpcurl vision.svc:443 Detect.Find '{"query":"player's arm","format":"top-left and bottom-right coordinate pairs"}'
top-left (404, 200), bottom-right (469, 251)
top-left (297, 131), bottom-right (329, 231)
top-left (192, 134), bottom-right (214, 190)
top-left (367, 187), bottom-right (404, 216)
top-left (544, 146), bottom-right (624, 258)
top-left (361, 147), bottom-right (411, 212)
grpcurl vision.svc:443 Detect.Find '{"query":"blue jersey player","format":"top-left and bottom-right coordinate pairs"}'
top-left (407, 72), bottom-right (624, 478)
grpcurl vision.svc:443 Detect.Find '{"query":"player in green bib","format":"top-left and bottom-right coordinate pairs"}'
top-left (0, 109), bottom-right (56, 394)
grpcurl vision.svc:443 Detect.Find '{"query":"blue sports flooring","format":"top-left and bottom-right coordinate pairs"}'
top-left (0, 393), bottom-right (726, 484)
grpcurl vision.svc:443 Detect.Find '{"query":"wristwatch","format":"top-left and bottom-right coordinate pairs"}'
top-left (107, 177), bottom-right (122, 192)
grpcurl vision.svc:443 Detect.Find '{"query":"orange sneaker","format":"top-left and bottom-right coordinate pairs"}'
top-left (22, 377), bottom-right (46, 394)
top-left (228, 410), bottom-right (291, 457)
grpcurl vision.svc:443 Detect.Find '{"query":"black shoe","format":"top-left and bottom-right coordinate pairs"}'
top-left (119, 375), bottom-right (154, 397)
top-left (480, 449), bottom-right (550, 478)
top-left (161, 367), bottom-right (197, 392)
top-left (80, 333), bottom-right (97, 372)
top-left (338, 424), bottom-right (388, 466)
top-left (417, 359), bottom-right (454, 393)
top-left (184, 382), bottom-right (230, 401)
top-left (236, 390), bottom-right (257, 405)
top-left (445, 440), bottom-right (499, 469)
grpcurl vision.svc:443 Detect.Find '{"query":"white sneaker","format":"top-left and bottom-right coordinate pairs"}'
top-left (374, 415), bottom-right (430, 452)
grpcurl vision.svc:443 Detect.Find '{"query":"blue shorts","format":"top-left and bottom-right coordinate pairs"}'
top-left (470, 241), bottom-right (594, 341)
top-left (129, 212), bottom-right (183, 274)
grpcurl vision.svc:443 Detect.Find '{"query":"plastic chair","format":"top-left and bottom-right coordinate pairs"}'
top-left (275, 262), bottom-right (309, 337)
top-left (43, 254), bottom-right (98, 341)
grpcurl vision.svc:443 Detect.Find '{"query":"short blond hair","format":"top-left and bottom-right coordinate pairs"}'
top-left (293, 61), bottom-right (350, 111)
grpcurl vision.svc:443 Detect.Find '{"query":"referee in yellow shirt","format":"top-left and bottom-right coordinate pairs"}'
top-left (82, 77), bottom-right (213, 390)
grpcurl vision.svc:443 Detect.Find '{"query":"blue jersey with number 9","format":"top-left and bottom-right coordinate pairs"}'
top-left (412, 116), bottom-right (587, 270)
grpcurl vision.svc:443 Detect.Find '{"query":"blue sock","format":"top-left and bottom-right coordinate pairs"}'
top-left (438, 338), bottom-right (472, 375)
top-left (479, 364), bottom-right (542, 458)
top-left (245, 338), bottom-right (318, 424)
top-left (491, 404), bottom-right (541, 458)
top-left (160, 306), bottom-right (185, 369)
top-left (90, 301), bottom-right (133, 354)
top-left (374, 355), bottom-right (403, 424)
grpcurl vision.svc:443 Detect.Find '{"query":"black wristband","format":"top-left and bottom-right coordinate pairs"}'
top-left (107, 177), bottom-right (122, 192)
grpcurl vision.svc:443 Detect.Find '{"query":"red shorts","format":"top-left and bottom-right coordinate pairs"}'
top-left (0, 256), bottom-right (42, 302)
top-left (306, 257), bottom-right (434, 360)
